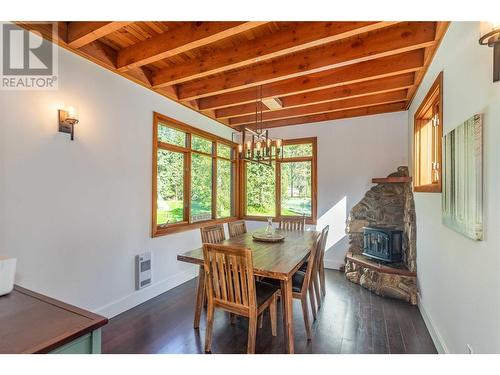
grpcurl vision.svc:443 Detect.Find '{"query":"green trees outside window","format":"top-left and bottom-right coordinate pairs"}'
top-left (243, 139), bottom-right (315, 221)
top-left (153, 114), bottom-right (237, 236)
top-left (154, 113), bottom-right (316, 236)
top-left (281, 161), bottom-right (312, 216)
top-left (157, 149), bottom-right (184, 224)
top-left (191, 153), bottom-right (212, 222)
top-left (246, 161), bottom-right (276, 216)
top-left (217, 159), bottom-right (233, 218)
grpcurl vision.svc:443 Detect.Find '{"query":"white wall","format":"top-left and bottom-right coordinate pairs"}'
top-left (0, 42), bottom-right (233, 318)
top-left (407, 22), bottom-right (500, 353)
top-left (247, 111), bottom-right (409, 269)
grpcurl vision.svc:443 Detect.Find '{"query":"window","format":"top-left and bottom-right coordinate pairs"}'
top-left (152, 113), bottom-right (237, 236)
top-left (242, 137), bottom-right (317, 223)
top-left (413, 72), bottom-right (443, 193)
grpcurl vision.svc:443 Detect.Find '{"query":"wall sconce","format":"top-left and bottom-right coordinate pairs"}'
top-left (479, 22), bottom-right (500, 82)
top-left (58, 106), bottom-right (79, 140)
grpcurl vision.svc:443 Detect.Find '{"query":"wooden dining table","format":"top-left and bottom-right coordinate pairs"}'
top-left (177, 228), bottom-right (320, 354)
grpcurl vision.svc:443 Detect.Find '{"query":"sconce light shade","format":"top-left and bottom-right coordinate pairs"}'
top-left (58, 105), bottom-right (79, 140)
top-left (479, 22), bottom-right (500, 82)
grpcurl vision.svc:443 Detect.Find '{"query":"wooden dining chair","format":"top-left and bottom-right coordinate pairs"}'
top-left (317, 225), bottom-right (329, 299)
top-left (279, 216), bottom-right (306, 231)
top-left (200, 224), bottom-right (226, 244)
top-left (228, 220), bottom-right (247, 238)
top-left (202, 243), bottom-right (279, 354)
top-left (261, 232), bottom-right (321, 341)
top-left (310, 225), bottom-right (329, 313)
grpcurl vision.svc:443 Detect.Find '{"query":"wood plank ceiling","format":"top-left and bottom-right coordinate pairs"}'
top-left (16, 21), bottom-right (449, 130)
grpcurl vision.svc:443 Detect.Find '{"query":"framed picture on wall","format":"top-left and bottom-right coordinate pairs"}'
top-left (442, 114), bottom-right (483, 240)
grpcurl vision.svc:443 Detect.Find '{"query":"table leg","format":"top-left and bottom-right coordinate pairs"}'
top-left (194, 265), bottom-right (205, 329)
top-left (281, 278), bottom-right (295, 354)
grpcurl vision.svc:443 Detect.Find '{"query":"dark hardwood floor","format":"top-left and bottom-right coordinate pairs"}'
top-left (102, 270), bottom-right (436, 354)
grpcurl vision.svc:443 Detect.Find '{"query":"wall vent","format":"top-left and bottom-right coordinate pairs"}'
top-left (135, 252), bottom-right (152, 290)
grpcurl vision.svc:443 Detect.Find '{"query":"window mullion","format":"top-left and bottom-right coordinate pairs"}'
top-left (276, 160), bottom-right (281, 219)
top-left (212, 142), bottom-right (217, 220)
top-left (185, 133), bottom-right (192, 223)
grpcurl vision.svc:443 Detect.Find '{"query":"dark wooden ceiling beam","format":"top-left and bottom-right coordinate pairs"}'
top-left (116, 22), bottom-right (267, 72)
top-left (178, 22), bottom-right (436, 101)
top-left (67, 22), bottom-right (130, 49)
top-left (216, 72), bottom-right (414, 119)
top-left (242, 102), bottom-right (406, 130)
top-left (151, 21), bottom-right (397, 88)
top-left (199, 49), bottom-right (425, 111)
top-left (229, 89), bottom-right (408, 126)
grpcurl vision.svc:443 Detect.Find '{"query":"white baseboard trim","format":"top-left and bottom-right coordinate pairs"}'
top-left (95, 268), bottom-right (197, 318)
top-left (417, 293), bottom-right (449, 354)
top-left (323, 259), bottom-right (345, 270)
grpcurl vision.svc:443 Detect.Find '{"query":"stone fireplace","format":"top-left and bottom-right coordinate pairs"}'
top-left (344, 166), bottom-right (417, 304)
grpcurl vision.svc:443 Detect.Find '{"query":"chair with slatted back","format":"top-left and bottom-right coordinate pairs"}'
top-left (202, 243), bottom-right (279, 354)
top-left (200, 224), bottom-right (226, 244)
top-left (227, 220), bottom-right (247, 238)
top-left (317, 225), bottom-right (329, 299)
top-left (310, 225), bottom-right (329, 315)
top-left (261, 231), bottom-right (321, 341)
top-left (279, 216), bottom-right (306, 231)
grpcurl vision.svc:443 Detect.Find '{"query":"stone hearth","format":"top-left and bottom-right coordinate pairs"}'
top-left (344, 166), bottom-right (417, 305)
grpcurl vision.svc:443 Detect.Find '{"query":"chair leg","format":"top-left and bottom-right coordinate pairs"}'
top-left (204, 304), bottom-right (215, 353)
top-left (319, 262), bottom-right (326, 297)
top-left (230, 313), bottom-right (236, 325)
top-left (247, 313), bottom-right (258, 354)
top-left (308, 282), bottom-right (317, 321)
top-left (258, 313), bottom-right (263, 329)
top-left (301, 297), bottom-right (312, 341)
top-left (270, 294), bottom-right (277, 336)
top-left (313, 272), bottom-right (321, 309)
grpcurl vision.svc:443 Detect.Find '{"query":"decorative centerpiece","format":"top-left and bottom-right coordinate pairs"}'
top-left (265, 217), bottom-right (274, 237)
top-left (0, 257), bottom-right (16, 296)
top-left (252, 218), bottom-right (285, 243)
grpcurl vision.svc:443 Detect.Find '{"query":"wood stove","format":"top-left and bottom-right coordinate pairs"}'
top-left (362, 226), bottom-right (403, 263)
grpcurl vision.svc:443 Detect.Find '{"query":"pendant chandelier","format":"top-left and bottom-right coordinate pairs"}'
top-left (235, 86), bottom-right (283, 166)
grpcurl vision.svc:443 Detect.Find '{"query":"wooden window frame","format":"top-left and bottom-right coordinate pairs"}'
top-left (240, 137), bottom-right (317, 224)
top-left (413, 71), bottom-right (443, 193)
top-left (152, 112), bottom-right (239, 237)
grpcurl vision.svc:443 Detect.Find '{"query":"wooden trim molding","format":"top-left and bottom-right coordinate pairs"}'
top-left (152, 112), bottom-right (239, 237)
top-left (413, 71), bottom-right (443, 193)
top-left (240, 137), bottom-right (318, 225)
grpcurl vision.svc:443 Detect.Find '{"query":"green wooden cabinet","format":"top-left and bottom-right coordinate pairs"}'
top-left (50, 329), bottom-right (102, 354)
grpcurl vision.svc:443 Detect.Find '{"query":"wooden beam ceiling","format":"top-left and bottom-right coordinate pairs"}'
top-left (177, 22), bottom-right (436, 101)
top-left (116, 22), bottom-right (267, 72)
top-left (229, 89), bottom-right (408, 126)
top-left (14, 21), bottom-right (448, 129)
top-left (199, 49), bottom-right (425, 111)
top-left (243, 102), bottom-right (407, 130)
top-left (67, 22), bottom-right (131, 48)
top-left (216, 73), bottom-right (415, 119)
top-left (151, 21), bottom-right (396, 88)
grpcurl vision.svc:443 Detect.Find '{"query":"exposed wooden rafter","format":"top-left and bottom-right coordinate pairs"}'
top-left (67, 22), bottom-right (131, 49)
top-left (229, 89), bottom-right (408, 126)
top-left (200, 49), bottom-right (425, 111)
top-left (216, 72), bottom-right (415, 119)
top-left (116, 22), bottom-right (267, 72)
top-left (14, 21), bottom-right (448, 129)
top-left (151, 21), bottom-right (396, 88)
top-left (243, 102), bottom-right (407, 130)
top-left (177, 22), bottom-right (436, 101)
